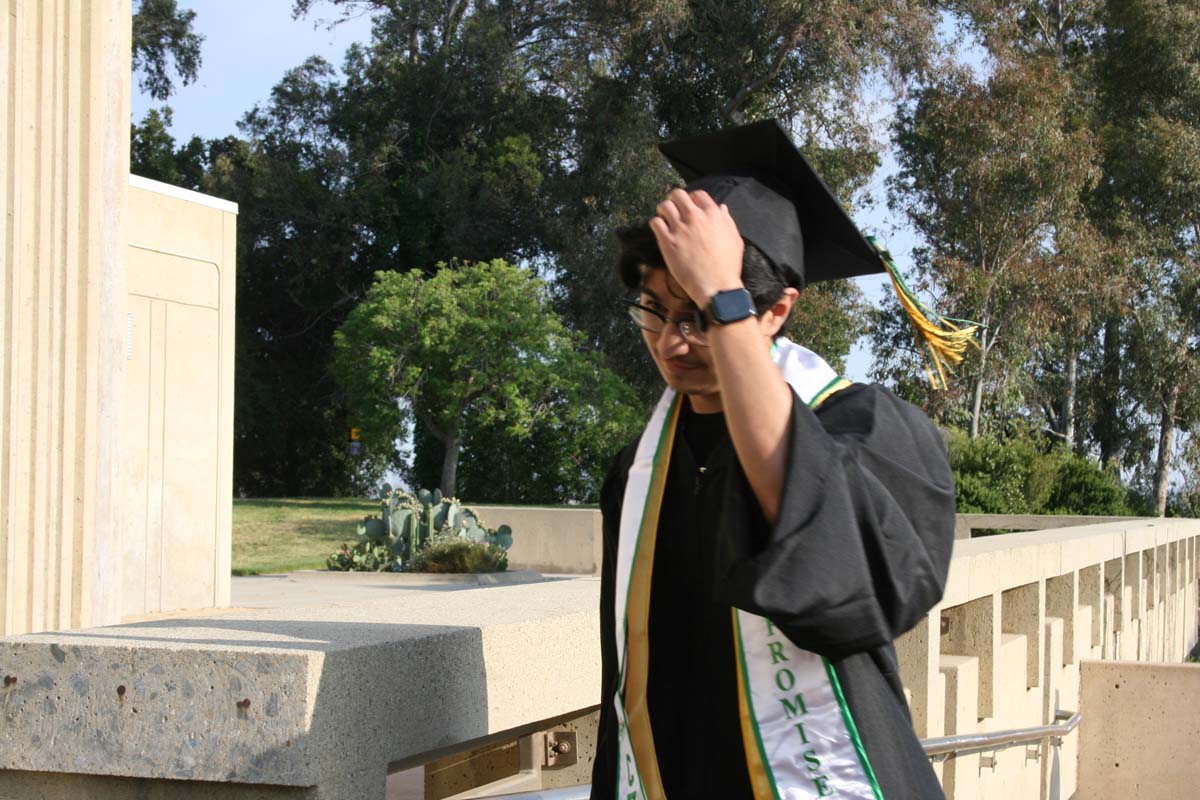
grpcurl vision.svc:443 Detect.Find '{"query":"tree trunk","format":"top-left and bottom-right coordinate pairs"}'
top-left (1062, 345), bottom-right (1077, 450)
top-left (1153, 384), bottom-right (1179, 517)
top-left (970, 331), bottom-right (990, 440)
top-left (440, 435), bottom-right (461, 498)
top-left (1099, 317), bottom-right (1122, 468)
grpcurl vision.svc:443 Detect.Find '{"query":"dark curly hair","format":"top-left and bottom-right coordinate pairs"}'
top-left (615, 222), bottom-right (794, 318)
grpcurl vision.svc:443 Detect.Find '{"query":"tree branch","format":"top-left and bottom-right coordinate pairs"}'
top-left (721, 27), bottom-right (804, 123)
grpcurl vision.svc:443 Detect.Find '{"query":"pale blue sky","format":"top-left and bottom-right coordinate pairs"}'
top-left (132, 2), bottom-right (375, 141)
top-left (134, 1), bottom-right (918, 383)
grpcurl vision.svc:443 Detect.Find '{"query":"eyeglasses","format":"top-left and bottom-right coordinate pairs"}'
top-left (624, 300), bottom-right (710, 347)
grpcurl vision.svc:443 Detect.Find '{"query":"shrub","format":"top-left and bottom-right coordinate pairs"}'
top-left (1044, 456), bottom-right (1135, 516)
top-left (948, 431), bottom-right (1058, 513)
top-left (408, 536), bottom-right (508, 573)
top-left (948, 430), bottom-right (1138, 517)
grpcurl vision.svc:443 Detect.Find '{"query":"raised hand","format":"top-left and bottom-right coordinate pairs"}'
top-left (648, 188), bottom-right (745, 307)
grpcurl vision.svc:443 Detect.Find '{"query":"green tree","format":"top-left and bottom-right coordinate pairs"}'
top-left (455, 347), bottom-right (645, 503)
top-left (948, 430), bottom-right (1060, 513)
top-left (133, 0), bottom-right (204, 101)
top-left (229, 5), bottom-right (574, 493)
top-left (948, 429), bottom-right (1136, 515)
top-left (201, 59), bottom-right (374, 496)
top-left (129, 107), bottom-right (206, 188)
top-left (334, 259), bottom-right (642, 500)
top-left (300, 1), bottom-right (943, 398)
top-left (885, 57), bottom-right (1100, 439)
top-left (544, 0), bottom-right (941, 397)
top-left (225, 0), bottom-right (943, 493)
top-left (1095, 0), bottom-right (1200, 514)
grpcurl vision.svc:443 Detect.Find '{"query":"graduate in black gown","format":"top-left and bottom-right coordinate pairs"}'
top-left (590, 121), bottom-right (958, 800)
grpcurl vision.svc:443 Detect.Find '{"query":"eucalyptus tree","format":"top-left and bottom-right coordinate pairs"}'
top-left (886, 57), bottom-right (1099, 439)
top-left (945, 0), bottom-right (1102, 66)
top-left (939, 0), bottom-right (1123, 454)
top-left (1094, 0), bottom-right (1200, 513)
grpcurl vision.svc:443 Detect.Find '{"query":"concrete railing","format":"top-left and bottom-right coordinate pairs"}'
top-left (952, 513), bottom-right (1147, 540)
top-left (896, 517), bottom-right (1200, 799)
top-left (0, 517), bottom-right (1197, 799)
top-left (477, 507), bottom-right (1163, 570)
top-left (0, 580), bottom-right (602, 799)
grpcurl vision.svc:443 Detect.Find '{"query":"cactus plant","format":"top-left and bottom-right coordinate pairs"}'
top-left (333, 487), bottom-right (514, 572)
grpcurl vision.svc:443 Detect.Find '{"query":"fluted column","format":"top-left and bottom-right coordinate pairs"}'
top-left (1, 0), bottom-right (130, 635)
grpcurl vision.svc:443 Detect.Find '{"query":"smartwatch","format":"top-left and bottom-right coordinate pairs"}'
top-left (705, 288), bottom-right (756, 327)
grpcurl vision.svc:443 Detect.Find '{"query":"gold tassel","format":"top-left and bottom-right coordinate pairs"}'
top-left (866, 237), bottom-right (980, 391)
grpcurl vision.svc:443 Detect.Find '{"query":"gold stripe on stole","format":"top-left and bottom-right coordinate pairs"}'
top-left (733, 612), bottom-right (777, 800)
top-left (623, 400), bottom-right (681, 800)
top-left (811, 377), bottom-right (853, 409)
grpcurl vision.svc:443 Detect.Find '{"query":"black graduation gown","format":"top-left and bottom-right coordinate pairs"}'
top-left (591, 383), bottom-right (955, 800)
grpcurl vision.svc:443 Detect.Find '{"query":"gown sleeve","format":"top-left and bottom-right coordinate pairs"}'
top-left (715, 383), bottom-right (956, 660)
top-left (590, 444), bottom-right (635, 799)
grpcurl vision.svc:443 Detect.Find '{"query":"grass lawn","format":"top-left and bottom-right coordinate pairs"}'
top-left (232, 497), bottom-right (379, 575)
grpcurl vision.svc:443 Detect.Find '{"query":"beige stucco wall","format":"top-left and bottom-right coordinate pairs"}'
top-left (122, 177), bottom-right (236, 616)
top-left (1, 0), bottom-right (132, 635)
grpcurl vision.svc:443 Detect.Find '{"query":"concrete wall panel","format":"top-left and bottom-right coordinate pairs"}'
top-left (0, 0), bottom-right (131, 636)
top-left (474, 506), bottom-right (602, 575)
top-left (127, 249), bottom-right (220, 308)
top-left (123, 179), bottom-right (237, 616)
top-left (1078, 660), bottom-right (1200, 798)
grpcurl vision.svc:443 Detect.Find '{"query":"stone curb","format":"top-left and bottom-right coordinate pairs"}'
top-left (281, 569), bottom-right (548, 586)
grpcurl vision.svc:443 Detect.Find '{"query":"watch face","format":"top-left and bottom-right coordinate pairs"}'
top-left (711, 289), bottom-right (755, 324)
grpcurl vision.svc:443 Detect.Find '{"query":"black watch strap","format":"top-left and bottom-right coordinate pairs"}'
top-left (705, 288), bottom-right (756, 327)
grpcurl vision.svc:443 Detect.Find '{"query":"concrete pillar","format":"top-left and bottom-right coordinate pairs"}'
top-left (937, 655), bottom-right (980, 800)
top-left (1045, 572), bottom-right (1076, 665)
top-left (1000, 581), bottom-right (1042, 688)
top-left (896, 610), bottom-right (945, 739)
top-left (0, 0), bottom-right (131, 635)
top-left (941, 593), bottom-right (996, 719)
top-left (1122, 552), bottom-right (1142, 661)
top-left (1078, 564), bottom-right (1102, 656)
top-left (1103, 557), bottom-right (1123, 659)
top-left (1156, 544), bottom-right (1168, 661)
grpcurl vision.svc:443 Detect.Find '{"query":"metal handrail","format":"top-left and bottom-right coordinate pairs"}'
top-left (921, 709), bottom-right (1081, 760)
top-left (475, 789), bottom-right (591, 800)
top-left (470, 710), bottom-right (1081, 799)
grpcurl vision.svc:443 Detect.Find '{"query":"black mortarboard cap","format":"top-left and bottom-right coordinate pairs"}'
top-left (658, 119), bottom-right (883, 287)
